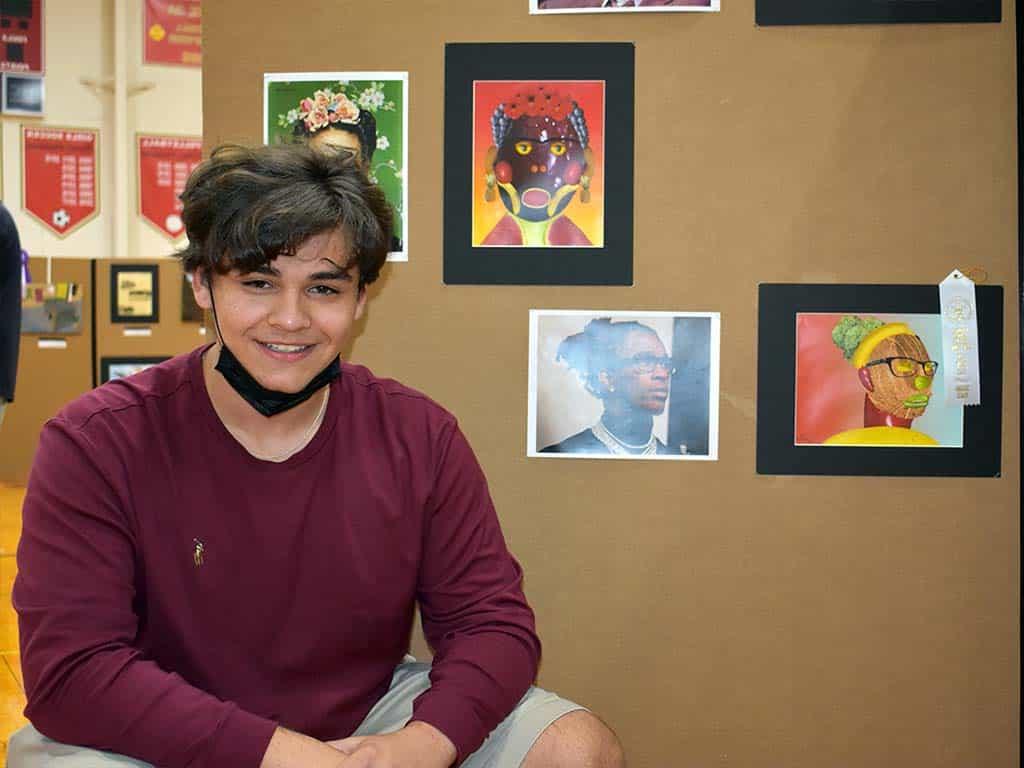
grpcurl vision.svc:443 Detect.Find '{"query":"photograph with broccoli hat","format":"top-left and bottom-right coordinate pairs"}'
top-left (793, 313), bottom-right (962, 447)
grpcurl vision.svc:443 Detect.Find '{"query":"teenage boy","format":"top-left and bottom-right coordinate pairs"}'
top-left (9, 145), bottom-right (625, 768)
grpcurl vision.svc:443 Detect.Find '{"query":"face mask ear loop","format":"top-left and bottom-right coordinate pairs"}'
top-left (206, 272), bottom-right (226, 347)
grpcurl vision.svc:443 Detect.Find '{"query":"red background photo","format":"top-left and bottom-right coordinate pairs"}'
top-left (472, 80), bottom-right (605, 247)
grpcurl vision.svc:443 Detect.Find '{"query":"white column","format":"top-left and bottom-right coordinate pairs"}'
top-left (113, 0), bottom-right (129, 259)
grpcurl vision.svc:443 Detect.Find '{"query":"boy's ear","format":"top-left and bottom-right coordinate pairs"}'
top-left (190, 269), bottom-right (213, 310)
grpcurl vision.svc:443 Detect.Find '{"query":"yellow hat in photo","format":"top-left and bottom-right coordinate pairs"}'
top-left (851, 322), bottom-right (913, 369)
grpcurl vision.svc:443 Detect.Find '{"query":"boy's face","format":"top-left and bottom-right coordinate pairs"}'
top-left (192, 228), bottom-right (366, 393)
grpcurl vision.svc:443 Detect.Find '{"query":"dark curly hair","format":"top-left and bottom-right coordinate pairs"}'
top-left (294, 110), bottom-right (377, 165)
top-left (557, 318), bottom-right (656, 398)
top-left (176, 143), bottom-right (392, 288)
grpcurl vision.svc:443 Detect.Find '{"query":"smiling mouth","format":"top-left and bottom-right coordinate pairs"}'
top-left (903, 394), bottom-right (930, 408)
top-left (257, 341), bottom-right (315, 356)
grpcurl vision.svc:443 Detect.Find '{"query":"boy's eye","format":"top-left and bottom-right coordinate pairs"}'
top-left (242, 279), bottom-right (272, 289)
top-left (309, 285), bottom-right (339, 296)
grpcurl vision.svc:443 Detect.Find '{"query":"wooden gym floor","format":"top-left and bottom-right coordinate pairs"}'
top-left (0, 483), bottom-right (29, 763)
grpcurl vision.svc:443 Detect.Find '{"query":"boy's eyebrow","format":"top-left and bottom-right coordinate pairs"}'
top-left (308, 268), bottom-right (352, 282)
top-left (246, 264), bottom-right (353, 281)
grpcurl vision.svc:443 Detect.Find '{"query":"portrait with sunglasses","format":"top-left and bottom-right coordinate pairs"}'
top-left (793, 313), bottom-right (964, 448)
top-left (529, 310), bottom-right (720, 460)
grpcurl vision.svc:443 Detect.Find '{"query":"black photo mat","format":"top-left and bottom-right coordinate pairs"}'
top-left (99, 357), bottom-right (170, 385)
top-left (109, 264), bottom-right (160, 324)
top-left (443, 42), bottom-right (634, 286)
top-left (756, 284), bottom-right (1003, 477)
top-left (756, 0), bottom-right (1000, 25)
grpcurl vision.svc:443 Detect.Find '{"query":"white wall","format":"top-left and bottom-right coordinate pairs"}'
top-left (0, 0), bottom-right (202, 260)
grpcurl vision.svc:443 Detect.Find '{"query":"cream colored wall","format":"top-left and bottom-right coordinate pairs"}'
top-left (0, 0), bottom-right (202, 260)
top-left (126, 0), bottom-right (202, 259)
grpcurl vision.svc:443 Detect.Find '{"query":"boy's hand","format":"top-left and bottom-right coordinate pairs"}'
top-left (329, 721), bottom-right (457, 768)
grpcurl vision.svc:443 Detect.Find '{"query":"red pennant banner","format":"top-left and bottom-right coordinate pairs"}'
top-left (137, 134), bottom-right (202, 241)
top-left (22, 126), bottom-right (99, 238)
top-left (144, 0), bottom-right (201, 67)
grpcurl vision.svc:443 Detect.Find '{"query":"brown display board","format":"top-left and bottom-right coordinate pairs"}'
top-left (1, 258), bottom-right (206, 486)
top-left (0, 257), bottom-right (92, 485)
top-left (93, 258), bottom-right (207, 379)
top-left (202, 2), bottom-right (1019, 766)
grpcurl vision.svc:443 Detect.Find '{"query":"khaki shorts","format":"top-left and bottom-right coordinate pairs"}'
top-left (6, 657), bottom-right (584, 767)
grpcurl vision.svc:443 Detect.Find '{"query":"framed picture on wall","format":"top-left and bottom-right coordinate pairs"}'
top-left (530, 0), bottom-right (719, 13)
top-left (20, 282), bottom-right (82, 334)
top-left (263, 71), bottom-right (409, 262)
top-left (528, 309), bottom-right (721, 459)
top-left (444, 43), bottom-right (634, 285)
top-left (756, 284), bottom-right (1003, 477)
top-left (100, 356), bottom-right (170, 384)
top-left (756, 0), bottom-right (999, 25)
top-left (110, 264), bottom-right (159, 324)
top-left (1, 73), bottom-right (44, 115)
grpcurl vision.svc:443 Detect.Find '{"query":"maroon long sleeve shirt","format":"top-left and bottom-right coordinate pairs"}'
top-left (13, 346), bottom-right (540, 767)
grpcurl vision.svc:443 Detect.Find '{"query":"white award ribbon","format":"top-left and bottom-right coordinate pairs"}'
top-left (938, 269), bottom-right (981, 406)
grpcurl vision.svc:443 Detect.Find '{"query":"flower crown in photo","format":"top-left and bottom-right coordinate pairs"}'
top-left (280, 88), bottom-right (361, 134)
top-left (277, 82), bottom-right (396, 136)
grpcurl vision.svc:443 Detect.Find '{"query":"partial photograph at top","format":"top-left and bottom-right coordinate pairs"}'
top-left (531, 0), bottom-right (719, 14)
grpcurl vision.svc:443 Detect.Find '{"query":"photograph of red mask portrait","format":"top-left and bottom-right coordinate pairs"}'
top-left (472, 81), bottom-right (605, 248)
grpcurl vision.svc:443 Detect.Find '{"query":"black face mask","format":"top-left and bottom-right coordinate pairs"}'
top-left (207, 281), bottom-right (341, 418)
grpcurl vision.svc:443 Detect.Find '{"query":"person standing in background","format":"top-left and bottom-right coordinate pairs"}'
top-left (0, 202), bottom-right (22, 429)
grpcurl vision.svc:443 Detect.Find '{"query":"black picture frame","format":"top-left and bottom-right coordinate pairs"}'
top-left (99, 356), bottom-right (170, 385)
top-left (110, 264), bottom-right (160, 324)
top-left (443, 42), bottom-right (635, 285)
top-left (756, 283), bottom-right (1003, 477)
top-left (756, 0), bottom-right (1000, 26)
top-left (1, 72), bottom-right (45, 116)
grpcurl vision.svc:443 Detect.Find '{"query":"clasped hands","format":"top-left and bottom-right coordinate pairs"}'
top-left (327, 721), bottom-right (457, 768)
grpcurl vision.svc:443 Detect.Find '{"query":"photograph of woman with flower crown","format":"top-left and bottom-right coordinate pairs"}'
top-left (794, 313), bottom-right (963, 447)
top-left (264, 72), bottom-right (408, 261)
top-left (472, 80), bottom-right (604, 248)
